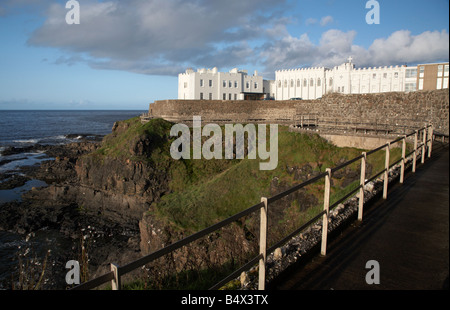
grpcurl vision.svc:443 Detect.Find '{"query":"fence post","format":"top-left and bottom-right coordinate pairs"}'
top-left (258, 197), bottom-right (268, 290)
top-left (321, 168), bottom-right (331, 256)
top-left (358, 153), bottom-right (367, 221)
top-left (400, 136), bottom-right (406, 184)
top-left (413, 130), bottom-right (418, 173)
top-left (421, 126), bottom-right (427, 164)
top-left (383, 143), bottom-right (390, 200)
top-left (428, 126), bottom-right (433, 158)
top-left (111, 263), bottom-right (121, 290)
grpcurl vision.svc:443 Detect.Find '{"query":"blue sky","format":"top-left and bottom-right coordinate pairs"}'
top-left (0, 0), bottom-right (448, 110)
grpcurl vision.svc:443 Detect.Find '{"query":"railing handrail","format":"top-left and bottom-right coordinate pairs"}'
top-left (71, 124), bottom-right (440, 291)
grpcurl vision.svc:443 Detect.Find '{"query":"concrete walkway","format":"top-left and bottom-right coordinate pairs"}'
top-left (274, 145), bottom-right (449, 290)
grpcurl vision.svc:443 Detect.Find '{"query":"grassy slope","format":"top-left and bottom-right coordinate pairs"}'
top-left (92, 117), bottom-right (403, 233)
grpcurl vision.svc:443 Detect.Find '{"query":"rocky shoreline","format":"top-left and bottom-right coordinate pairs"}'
top-left (0, 136), bottom-right (141, 290)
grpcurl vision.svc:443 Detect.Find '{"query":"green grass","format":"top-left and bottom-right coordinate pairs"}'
top-left (90, 117), bottom-right (405, 234)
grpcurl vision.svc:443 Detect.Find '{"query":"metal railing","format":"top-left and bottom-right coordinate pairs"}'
top-left (71, 124), bottom-right (437, 290)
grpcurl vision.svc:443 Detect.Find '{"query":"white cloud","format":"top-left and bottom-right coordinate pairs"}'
top-left (27, 0), bottom-right (290, 75)
top-left (320, 16), bottom-right (334, 26)
top-left (24, 1), bottom-right (449, 77)
top-left (261, 29), bottom-right (449, 73)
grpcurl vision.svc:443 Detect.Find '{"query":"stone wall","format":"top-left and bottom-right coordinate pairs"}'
top-left (149, 89), bottom-right (449, 134)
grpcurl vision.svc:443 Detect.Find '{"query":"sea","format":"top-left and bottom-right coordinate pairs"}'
top-left (0, 110), bottom-right (145, 288)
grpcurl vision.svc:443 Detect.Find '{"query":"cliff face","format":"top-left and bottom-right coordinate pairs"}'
top-left (74, 156), bottom-right (169, 224)
top-left (73, 117), bottom-right (174, 222)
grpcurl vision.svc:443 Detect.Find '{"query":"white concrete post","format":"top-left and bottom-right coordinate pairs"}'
top-left (321, 168), bottom-right (331, 256)
top-left (421, 126), bottom-right (427, 164)
top-left (358, 152), bottom-right (367, 221)
top-left (428, 126), bottom-right (433, 158)
top-left (111, 263), bottom-right (121, 290)
top-left (413, 130), bottom-right (418, 173)
top-left (258, 197), bottom-right (268, 290)
top-left (400, 136), bottom-right (406, 184)
top-left (383, 143), bottom-right (390, 200)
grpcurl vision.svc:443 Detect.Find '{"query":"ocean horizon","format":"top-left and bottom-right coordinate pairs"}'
top-left (0, 110), bottom-right (146, 150)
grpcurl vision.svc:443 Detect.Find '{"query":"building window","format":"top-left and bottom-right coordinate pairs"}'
top-left (310, 78), bottom-right (314, 87)
top-left (209, 80), bottom-right (213, 87)
top-left (317, 78), bottom-right (321, 87)
top-left (437, 78), bottom-right (442, 89)
top-left (406, 68), bottom-right (417, 78)
top-left (444, 65), bottom-right (449, 76)
top-left (229, 81), bottom-right (232, 88)
top-left (297, 79), bottom-right (300, 87)
top-left (229, 93), bottom-right (232, 100)
top-left (373, 73), bottom-right (377, 79)
top-left (419, 66), bottom-right (424, 78)
top-left (284, 80), bottom-right (287, 88)
top-left (438, 65), bottom-right (443, 76)
top-left (200, 92), bottom-right (204, 100)
top-left (184, 82), bottom-right (187, 88)
top-left (290, 80), bottom-right (294, 87)
top-left (200, 79), bottom-right (204, 87)
top-left (223, 80), bottom-right (227, 87)
top-left (278, 80), bottom-right (281, 87)
top-left (235, 81), bottom-right (238, 88)
top-left (223, 93), bottom-right (226, 100)
top-left (246, 82), bottom-right (250, 89)
top-left (329, 78), bottom-right (333, 86)
top-left (383, 73), bottom-right (388, 79)
top-left (234, 94), bottom-right (237, 100)
top-left (342, 86), bottom-right (344, 93)
top-left (394, 72), bottom-right (399, 78)
top-left (209, 93), bottom-right (213, 100)
top-left (304, 79), bottom-right (307, 87)
top-left (418, 79), bottom-right (424, 90)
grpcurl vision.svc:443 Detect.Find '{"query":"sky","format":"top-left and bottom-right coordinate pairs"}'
top-left (0, 0), bottom-right (448, 110)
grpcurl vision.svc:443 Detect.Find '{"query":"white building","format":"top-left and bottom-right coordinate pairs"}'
top-left (274, 57), bottom-right (421, 100)
top-left (178, 59), bottom-right (447, 101)
top-left (178, 67), bottom-right (269, 100)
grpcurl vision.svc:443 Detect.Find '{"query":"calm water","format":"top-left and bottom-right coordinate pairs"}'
top-left (0, 110), bottom-right (145, 149)
top-left (0, 110), bottom-right (145, 288)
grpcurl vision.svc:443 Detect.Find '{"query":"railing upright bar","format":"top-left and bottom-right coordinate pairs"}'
top-left (258, 197), bottom-right (268, 290)
top-left (383, 142), bottom-right (390, 200)
top-left (358, 152), bottom-right (367, 221)
top-left (321, 168), bottom-right (331, 256)
top-left (110, 263), bottom-right (121, 290)
top-left (428, 126), bottom-right (433, 158)
top-left (400, 136), bottom-right (406, 184)
top-left (422, 126), bottom-right (427, 164)
top-left (413, 130), bottom-right (418, 173)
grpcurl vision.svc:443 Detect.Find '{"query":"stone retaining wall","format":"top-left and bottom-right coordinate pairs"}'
top-left (149, 89), bottom-right (449, 134)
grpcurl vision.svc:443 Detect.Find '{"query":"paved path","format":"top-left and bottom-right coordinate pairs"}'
top-left (274, 145), bottom-right (449, 290)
